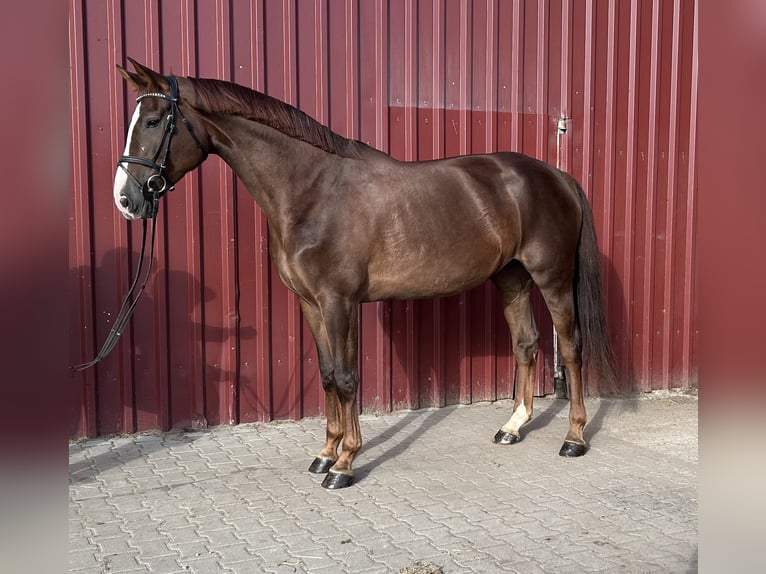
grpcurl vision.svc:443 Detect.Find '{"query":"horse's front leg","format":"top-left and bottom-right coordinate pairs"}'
top-left (308, 387), bottom-right (343, 474)
top-left (301, 300), bottom-right (344, 475)
top-left (320, 298), bottom-right (362, 490)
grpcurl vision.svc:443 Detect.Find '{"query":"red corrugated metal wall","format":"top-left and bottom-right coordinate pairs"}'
top-left (69, 0), bottom-right (698, 437)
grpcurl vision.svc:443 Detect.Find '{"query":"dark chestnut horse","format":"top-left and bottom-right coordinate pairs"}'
top-left (114, 59), bottom-right (616, 489)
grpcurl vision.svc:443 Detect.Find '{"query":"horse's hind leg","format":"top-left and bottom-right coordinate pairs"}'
top-left (491, 262), bottom-right (539, 445)
top-left (301, 300), bottom-right (343, 474)
top-left (535, 277), bottom-right (588, 457)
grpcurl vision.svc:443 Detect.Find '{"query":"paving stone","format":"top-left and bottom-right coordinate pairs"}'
top-left (69, 548), bottom-right (99, 570)
top-left (99, 551), bottom-right (143, 572)
top-left (177, 555), bottom-right (232, 573)
top-left (212, 542), bottom-right (256, 563)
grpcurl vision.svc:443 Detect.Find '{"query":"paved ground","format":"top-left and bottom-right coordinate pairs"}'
top-left (70, 391), bottom-right (698, 573)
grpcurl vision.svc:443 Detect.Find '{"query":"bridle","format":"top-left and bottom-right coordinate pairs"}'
top-left (117, 75), bottom-right (208, 216)
top-left (72, 75), bottom-right (207, 372)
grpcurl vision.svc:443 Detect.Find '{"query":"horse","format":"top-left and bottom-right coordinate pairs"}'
top-left (113, 59), bottom-right (616, 489)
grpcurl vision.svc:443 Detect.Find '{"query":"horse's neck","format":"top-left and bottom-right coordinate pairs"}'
top-left (206, 114), bottom-right (331, 221)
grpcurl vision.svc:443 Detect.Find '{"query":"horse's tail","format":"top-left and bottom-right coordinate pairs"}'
top-left (571, 179), bottom-right (619, 395)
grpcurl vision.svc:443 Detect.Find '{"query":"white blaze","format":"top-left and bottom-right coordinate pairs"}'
top-left (113, 102), bottom-right (142, 219)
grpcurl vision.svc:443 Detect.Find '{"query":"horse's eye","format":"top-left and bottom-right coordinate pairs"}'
top-left (145, 118), bottom-right (161, 128)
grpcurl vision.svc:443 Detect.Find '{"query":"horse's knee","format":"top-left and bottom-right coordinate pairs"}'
top-left (335, 372), bottom-right (359, 398)
top-left (320, 370), bottom-right (336, 392)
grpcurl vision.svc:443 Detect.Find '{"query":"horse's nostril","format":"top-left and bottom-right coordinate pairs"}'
top-left (119, 196), bottom-right (129, 208)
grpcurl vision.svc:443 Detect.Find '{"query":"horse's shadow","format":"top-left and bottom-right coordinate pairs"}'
top-left (353, 408), bottom-right (448, 482)
top-left (350, 395), bottom-right (618, 484)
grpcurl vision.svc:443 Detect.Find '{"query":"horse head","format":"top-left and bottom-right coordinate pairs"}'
top-left (113, 59), bottom-right (208, 219)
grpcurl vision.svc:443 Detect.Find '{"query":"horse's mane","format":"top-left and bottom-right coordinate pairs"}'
top-left (188, 77), bottom-right (363, 158)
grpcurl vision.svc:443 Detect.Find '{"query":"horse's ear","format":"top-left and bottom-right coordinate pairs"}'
top-left (117, 63), bottom-right (145, 92)
top-left (122, 57), bottom-right (167, 90)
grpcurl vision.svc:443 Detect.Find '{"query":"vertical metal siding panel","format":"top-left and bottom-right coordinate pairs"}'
top-left (232, 0), bottom-right (271, 423)
top-left (580, 0), bottom-right (596, 198)
top-left (661, 0), bottom-right (683, 389)
top-left (629, 0), bottom-right (652, 389)
top-left (442, 0), bottom-right (471, 405)
top-left (358, 0), bottom-right (391, 413)
top-left (216, 0), bottom-right (238, 424)
top-left (471, 0), bottom-right (497, 153)
top-left (70, 0), bottom-right (98, 437)
top-left (106, 0), bottom-right (137, 434)
top-left (649, 0), bottom-right (673, 390)
top-left (559, 0), bottom-right (572, 128)
top-left (229, 2), bottom-right (261, 423)
top-left (192, 1), bottom-right (236, 425)
top-left (682, 0), bottom-right (698, 384)
top-left (328, 0), bottom-right (358, 138)
top-left (534, 0), bottom-right (548, 160)
top-left (510, 0), bottom-right (524, 151)
top-left (156, 1), bottom-right (191, 431)
top-left (140, 0), bottom-right (202, 431)
top-left (84, 1), bottom-right (128, 435)
top-left (600, 1), bottom-right (618, 367)
top-left (388, 0), bottom-right (418, 410)
top-left (620, 0), bottom-right (640, 391)
top-left (175, 1), bottom-right (207, 429)
top-left (495, 1), bottom-right (514, 153)
top-left (520, 0), bottom-right (535, 149)
top-left (468, 1), bottom-right (498, 403)
top-left (547, 1), bottom-right (563, 123)
top-left (641, 0), bottom-right (662, 390)
top-left (589, 0), bottom-right (620, 395)
top-left (359, 0), bottom-right (389, 153)
top-left (586, 1), bottom-right (607, 392)
top-left (492, 0), bottom-right (517, 400)
top-left (284, 0), bottom-right (302, 421)
top-left (534, 0), bottom-right (554, 396)
top-left (670, 0), bottom-right (696, 387)
top-left (123, 2), bottom-right (171, 433)
top-left (327, 0), bottom-right (364, 414)
top-left (569, 1), bottom-right (586, 195)
top-left (252, 1), bottom-right (271, 422)
top-left (295, 1), bottom-right (328, 417)
top-left (414, 0), bottom-right (445, 409)
top-left (520, 1), bottom-right (553, 396)
top-left (606, 0), bottom-right (630, 395)
top-left (264, 0), bottom-right (302, 420)
top-left (388, 1), bottom-right (418, 160)
top-left (667, 0), bottom-right (688, 386)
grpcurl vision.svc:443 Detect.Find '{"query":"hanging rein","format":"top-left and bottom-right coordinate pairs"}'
top-left (72, 76), bottom-right (206, 371)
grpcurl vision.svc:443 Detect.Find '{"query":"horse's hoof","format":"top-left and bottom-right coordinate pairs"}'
top-left (308, 457), bottom-right (336, 474)
top-left (322, 471), bottom-right (355, 489)
top-left (493, 429), bottom-right (521, 445)
top-left (559, 441), bottom-right (588, 457)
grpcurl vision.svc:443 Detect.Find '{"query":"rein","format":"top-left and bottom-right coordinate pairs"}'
top-left (72, 75), bottom-right (206, 372)
top-left (71, 208), bottom-right (159, 372)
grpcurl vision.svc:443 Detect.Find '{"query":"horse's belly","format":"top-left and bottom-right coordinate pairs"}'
top-left (364, 255), bottom-right (503, 301)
